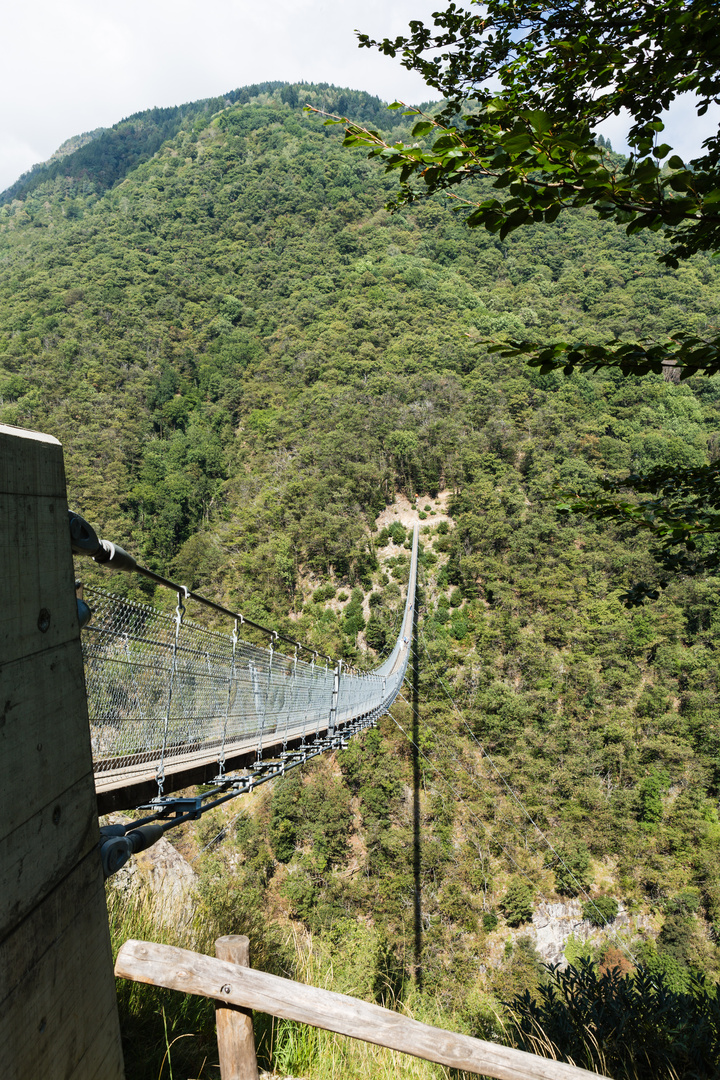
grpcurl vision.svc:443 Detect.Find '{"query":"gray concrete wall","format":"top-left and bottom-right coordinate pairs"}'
top-left (0, 424), bottom-right (124, 1079)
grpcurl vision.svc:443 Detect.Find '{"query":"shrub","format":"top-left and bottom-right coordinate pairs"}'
top-left (657, 913), bottom-right (699, 966)
top-left (438, 882), bottom-right (477, 930)
top-left (269, 773), bottom-right (302, 862)
top-left (582, 895), bottom-right (619, 927)
top-left (597, 945), bottom-right (634, 978)
top-left (388, 522), bottom-right (406, 544)
top-left (564, 931), bottom-right (595, 967)
top-left (552, 842), bottom-right (593, 897)
top-left (365, 616), bottom-right (386, 651)
top-left (501, 879), bottom-right (535, 927)
top-left (342, 588), bottom-right (366, 637)
top-left (638, 766), bottom-right (669, 829)
top-left (509, 960), bottom-right (720, 1079)
top-left (281, 861), bottom-right (318, 923)
top-left (493, 936), bottom-right (547, 1001)
top-left (313, 583), bottom-right (336, 603)
top-left (664, 889), bottom-right (701, 917)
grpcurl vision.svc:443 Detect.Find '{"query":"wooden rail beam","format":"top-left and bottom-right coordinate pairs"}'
top-left (115, 940), bottom-right (610, 1080)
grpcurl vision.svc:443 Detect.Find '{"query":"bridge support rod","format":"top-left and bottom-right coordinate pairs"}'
top-left (328, 660), bottom-right (342, 736)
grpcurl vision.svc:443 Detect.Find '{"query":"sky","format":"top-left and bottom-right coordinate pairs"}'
top-left (2, 0), bottom-right (718, 194)
top-left (1, 0), bottom-right (439, 193)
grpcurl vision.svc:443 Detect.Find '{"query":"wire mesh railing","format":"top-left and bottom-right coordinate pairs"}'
top-left (82, 526), bottom-right (418, 796)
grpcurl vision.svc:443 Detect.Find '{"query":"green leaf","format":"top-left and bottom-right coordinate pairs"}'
top-left (526, 110), bottom-right (553, 134)
top-left (432, 135), bottom-right (461, 151)
top-left (501, 133), bottom-right (534, 153)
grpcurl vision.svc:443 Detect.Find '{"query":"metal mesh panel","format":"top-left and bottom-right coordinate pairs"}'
top-left (83, 588), bottom-right (408, 785)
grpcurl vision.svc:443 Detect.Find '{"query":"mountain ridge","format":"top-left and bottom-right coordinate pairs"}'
top-left (3, 80), bottom-right (720, 1077)
top-left (0, 82), bottom-right (398, 206)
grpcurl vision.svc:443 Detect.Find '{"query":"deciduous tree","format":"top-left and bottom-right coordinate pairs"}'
top-left (331, 2), bottom-right (720, 589)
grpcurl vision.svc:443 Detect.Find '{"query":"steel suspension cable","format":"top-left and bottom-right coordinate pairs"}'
top-left (386, 709), bottom-right (537, 886)
top-left (405, 637), bottom-right (639, 963)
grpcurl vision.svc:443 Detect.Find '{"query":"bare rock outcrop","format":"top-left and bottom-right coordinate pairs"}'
top-left (529, 900), bottom-right (652, 966)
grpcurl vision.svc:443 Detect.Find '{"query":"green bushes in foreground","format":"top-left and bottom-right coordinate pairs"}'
top-left (510, 960), bottom-right (720, 1080)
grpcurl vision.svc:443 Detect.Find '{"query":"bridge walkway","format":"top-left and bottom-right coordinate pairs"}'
top-left (85, 526), bottom-right (418, 813)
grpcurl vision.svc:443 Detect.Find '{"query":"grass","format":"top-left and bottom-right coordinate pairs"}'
top-left (107, 882), bottom-right (507, 1080)
top-left (113, 873), bottom-right (674, 1080)
top-left (107, 887), bottom-right (218, 1080)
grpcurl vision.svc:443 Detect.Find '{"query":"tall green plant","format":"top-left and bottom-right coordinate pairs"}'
top-left (509, 961), bottom-right (720, 1080)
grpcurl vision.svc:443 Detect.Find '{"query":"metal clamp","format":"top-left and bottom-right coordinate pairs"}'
top-left (98, 822), bottom-right (165, 878)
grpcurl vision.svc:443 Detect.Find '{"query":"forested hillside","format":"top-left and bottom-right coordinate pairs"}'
top-left (4, 82), bottom-right (720, 1077)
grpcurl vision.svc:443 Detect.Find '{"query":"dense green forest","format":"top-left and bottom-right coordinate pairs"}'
top-left (4, 82), bottom-right (720, 1076)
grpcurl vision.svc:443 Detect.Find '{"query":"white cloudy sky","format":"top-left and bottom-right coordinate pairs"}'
top-left (1, 0), bottom-right (438, 192)
top-left (2, 0), bottom-right (717, 193)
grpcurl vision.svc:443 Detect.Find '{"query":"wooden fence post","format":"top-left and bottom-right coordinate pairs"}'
top-left (215, 935), bottom-right (259, 1080)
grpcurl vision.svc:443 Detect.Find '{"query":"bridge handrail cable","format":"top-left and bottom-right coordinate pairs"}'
top-left (79, 515), bottom-right (420, 877)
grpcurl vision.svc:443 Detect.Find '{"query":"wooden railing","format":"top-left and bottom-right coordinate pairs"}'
top-left (115, 938), bottom-right (610, 1080)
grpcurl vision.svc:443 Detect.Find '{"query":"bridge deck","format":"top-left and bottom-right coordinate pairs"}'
top-left (96, 718), bottom-right (346, 813)
top-left (91, 527), bottom-right (418, 814)
top-left (96, 725), bottom-right (349, 814)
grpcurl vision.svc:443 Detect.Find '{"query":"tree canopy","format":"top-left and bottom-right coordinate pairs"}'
top-left (350, 0), bottom-right (720, 282)
top-left (327, 1), bottom-right (720, 592)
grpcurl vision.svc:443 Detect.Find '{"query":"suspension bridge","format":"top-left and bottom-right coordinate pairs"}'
top-left (83, 524), bottom-right (418, 832)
